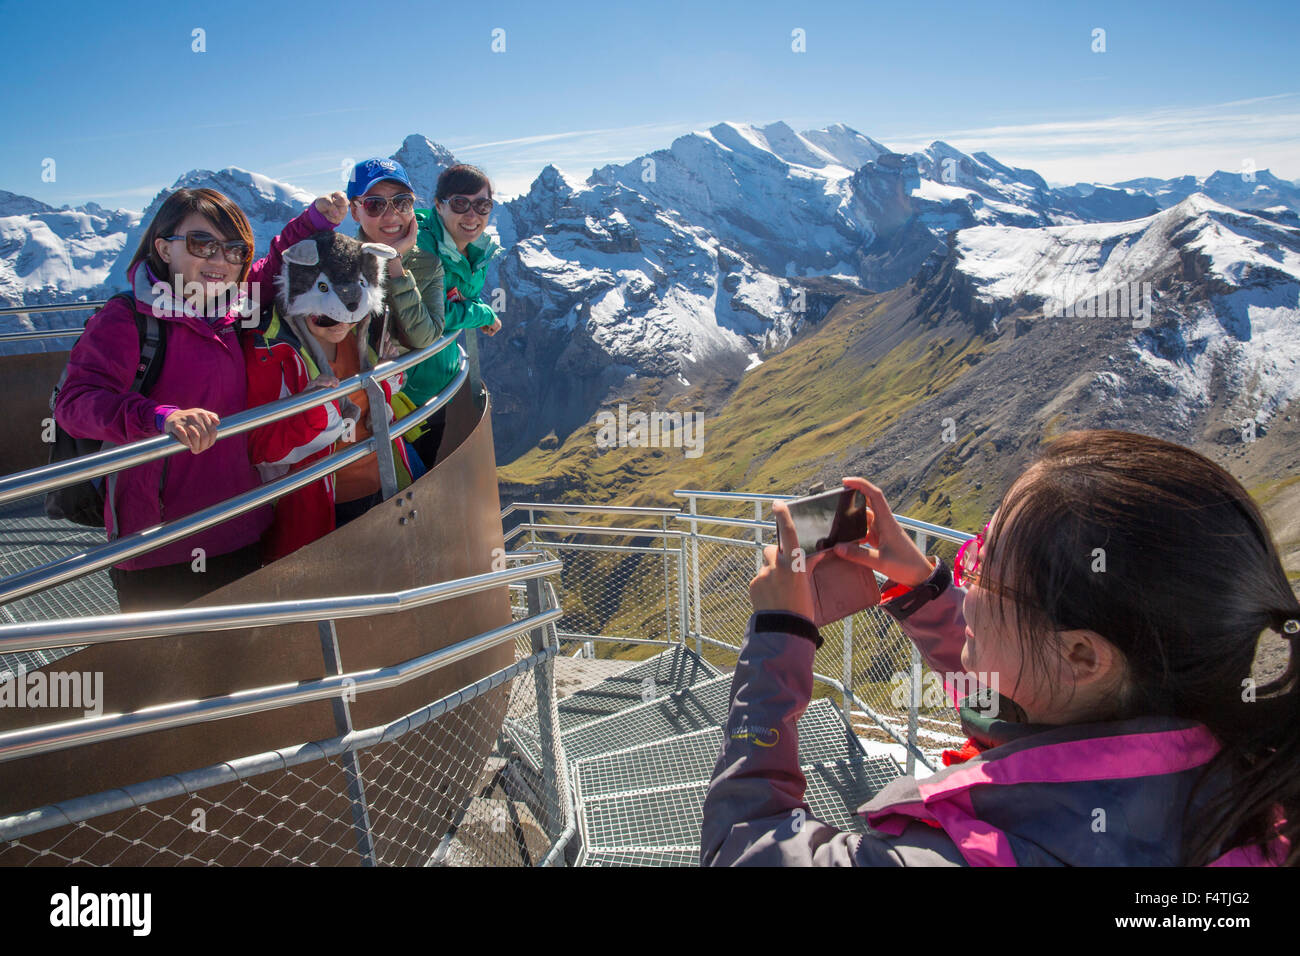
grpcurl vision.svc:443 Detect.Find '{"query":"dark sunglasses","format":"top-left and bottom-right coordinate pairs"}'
top-left (356, 193), bottom-right (415, 217)
top-left (311, 316), bottom-right (344, 328)
top-left (443, 195), bottom-right (493, 216)
top-left (163, 231), bottom-right (251, 264)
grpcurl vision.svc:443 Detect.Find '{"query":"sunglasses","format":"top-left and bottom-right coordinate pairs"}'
top-left (356, 193), bottom-right (415, 217)
top-left (954, 522), bottom-right (989, 589)
top-left (442, 195), bottom-right (493, 216)
top-left (310, 316), bottom-right (345, 328)
top-left (163, 231), bottom-right (251, 264)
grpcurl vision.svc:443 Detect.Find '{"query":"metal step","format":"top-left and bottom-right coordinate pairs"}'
top-left (576, 754), bottom-right (902, 859)
top-left (572, 698), bottom-right (863, 802)
top-left (581, 849), bottom-right (700, 867)
top-left (560, 674), bottom-right (733, 766)
top-left (504, 645), bottom-right (721, 771)
top-left (0, 501), bottom-right (111, 673)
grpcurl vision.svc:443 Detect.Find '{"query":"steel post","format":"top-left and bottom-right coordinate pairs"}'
top-left (689, 495), bottom-right (702, 659)
top-left (318, 619), bottom-right (377, 865)
top-left (527, 577), bottom-right (561, 835)
top-left (907, 531), bottom-right (928, 776)
top-left (363, 376), bottom-right (399, 501)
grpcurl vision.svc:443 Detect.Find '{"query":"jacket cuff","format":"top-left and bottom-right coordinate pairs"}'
top-left (386, 270), bottom-right (415, 294)
top-left (154, 405), bottom-right (180, 432)
top-left (305, 204), bottom-right (335, 231)
top-left (752, 611), bottom-right (822, 648)
top-left (880, 557), bottom-right (952, 622)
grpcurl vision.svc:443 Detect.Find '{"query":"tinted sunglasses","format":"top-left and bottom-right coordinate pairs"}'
top-left (163, 231), bottom-right (251, 264)
top-left (443, 195), bottom-right (493, 216)
top-left (954, 522), bottom-right (989, 589)
top-left (310, 316), bottom-right (346, 328)
top-left (356, 193), bottom-right (415, 217)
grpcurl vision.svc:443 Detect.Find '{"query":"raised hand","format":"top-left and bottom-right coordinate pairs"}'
top-left (748, 499), bottom-right (816, 619)
top-left (389, 215), bottom-right (419, 256)
top-left (832, 477), bottom-right (934, 587)
top-left (314, 191), bottom-right (349, 226)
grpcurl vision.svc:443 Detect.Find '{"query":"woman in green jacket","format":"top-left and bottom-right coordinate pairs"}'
top-left (402, 164), bottom-right (502, 468)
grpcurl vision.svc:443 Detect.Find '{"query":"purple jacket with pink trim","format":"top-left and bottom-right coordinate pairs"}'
top-left (700, 584), bottom-right (1285, 867)
top-left (54, 205), bottom-right (334, 570)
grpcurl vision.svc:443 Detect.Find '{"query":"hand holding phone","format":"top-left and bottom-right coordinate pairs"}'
top-left (776, 485), bottom-right (882, 627)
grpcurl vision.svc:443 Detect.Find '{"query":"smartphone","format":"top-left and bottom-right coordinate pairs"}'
top-left (777, 487), bottom-right (880, 628)
top-left (781, 488), bottom-right (869, 557)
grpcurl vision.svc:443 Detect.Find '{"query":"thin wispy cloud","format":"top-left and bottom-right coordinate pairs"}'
top-left (882, 94), bottom-right (1300, 183)
top-left (450, 121), bottom-right (701, 152)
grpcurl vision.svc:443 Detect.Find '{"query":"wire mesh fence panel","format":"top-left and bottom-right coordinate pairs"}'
top-left (692, 536), bottom-right (763, 658)
top-left (688, 532), bottom-right (962, 766)
top-left (845, 605), bottom-right (964, 765)
top-left (513, 518), bottom-right (683, 658)
top-left (0, 654), bottom-right (573, 867)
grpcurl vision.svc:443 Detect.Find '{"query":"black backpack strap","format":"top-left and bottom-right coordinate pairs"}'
top-left (133, 311), bottom-right (166, 395)
top-left (111, 292), bottom-right (166, 396)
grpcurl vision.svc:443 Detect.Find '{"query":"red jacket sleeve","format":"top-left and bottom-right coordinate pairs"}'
top-left (53, 298), bottom-right (167, 444)
top-left (245, 339), bottom-right (344, 469)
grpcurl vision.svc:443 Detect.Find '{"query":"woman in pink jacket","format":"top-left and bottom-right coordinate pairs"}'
top-left (54, 187), bottom-right (348, 611)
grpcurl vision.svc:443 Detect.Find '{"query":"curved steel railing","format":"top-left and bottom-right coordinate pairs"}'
top-left (0, 299), bottom-right (107, 344)
top-left (0, 556), bottom-right (563, 764)
top-left (0, 552), bottom-right (572, 867)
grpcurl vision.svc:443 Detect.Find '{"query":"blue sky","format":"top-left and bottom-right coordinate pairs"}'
top-left (1, 0), bottom-right (1297, 209)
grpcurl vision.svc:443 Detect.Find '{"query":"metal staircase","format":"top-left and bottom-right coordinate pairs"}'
top-left (503, 644), bottom-right (904, 866)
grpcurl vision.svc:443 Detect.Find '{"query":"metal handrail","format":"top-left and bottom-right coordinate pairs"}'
top-left (673, 488), bottom-right (975, 545)
top-left (501, 502), bottom-right (682, 519)
top-left (0, 605), bottom-right (563, 765)
top-left (0, 329), bottom-right (463, 507)
top-left (0, 439), bottom-right (370, 606)
top-left (0, 328), bottom-right (87, 343)
top-left (0, 557), bottom-right (562, 761)
top-left (0, 300), bottom-right (105, 316)
top-left (509, 523), bottom-right (683, 538)
top-left (671, 512), bottom-right (768, 532)
top-left (0, 557), bottom-right (562, 654)
top-left (673, 488), bottom-right (790, 503)
top-left (0, 642), bottom-right (560, 845)
top-left (0, 300), bottom-right (105, 343)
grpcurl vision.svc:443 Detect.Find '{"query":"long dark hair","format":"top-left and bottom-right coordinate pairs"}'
top-left (130, 187), bottom-right (256, 284)
top-left (435, 164), bottom-right (492, 202)
top-left (982, 429), bottom-right (1299, 865)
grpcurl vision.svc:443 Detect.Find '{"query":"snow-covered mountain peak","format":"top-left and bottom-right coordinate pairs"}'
top-left (800, 124), bottom-right (889, 170)
top-left (947, 191), bottom-right (1300, 427)
top-left (108, 167), bottom-right (314, 288)
top-left (391, 134), bottom-right (458, 205)
top-left (0, 189), bottom-right (57, 217)
top-left (954, 192), bottom-right (1300, 307)
top-left (176, 167), bottom-right (314, 209)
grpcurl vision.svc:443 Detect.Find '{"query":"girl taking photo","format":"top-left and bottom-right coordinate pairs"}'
top-left (703, 430), bottom-right (1298, 866)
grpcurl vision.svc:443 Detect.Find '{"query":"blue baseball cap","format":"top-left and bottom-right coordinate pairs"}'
top-left (347, 157), bottom-right (415, 200)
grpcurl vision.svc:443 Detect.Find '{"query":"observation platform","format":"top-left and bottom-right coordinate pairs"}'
top-left (0, 299), bottom-right (971, 866)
